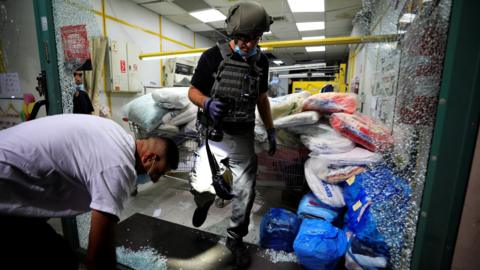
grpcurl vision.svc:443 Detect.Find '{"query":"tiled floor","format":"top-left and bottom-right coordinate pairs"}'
top-left (119, 176), bottom-right (302, 245)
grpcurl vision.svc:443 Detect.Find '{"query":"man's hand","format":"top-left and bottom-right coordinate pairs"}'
top-left (204, 98), bottom-right (225, 121)
top-left (267, 128), bottom-right (277, 156)
top-left (85, 210), bottom-right (118, 270)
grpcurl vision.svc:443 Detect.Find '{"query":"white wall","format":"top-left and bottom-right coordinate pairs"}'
top-left (86, 0), bottom-right (214, 130)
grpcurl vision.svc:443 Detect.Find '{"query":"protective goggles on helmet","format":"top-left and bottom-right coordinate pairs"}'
top-left (234, 34), bottom-right (262, 43)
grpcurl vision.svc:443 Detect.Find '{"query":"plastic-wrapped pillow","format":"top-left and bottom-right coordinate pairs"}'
top-left (304, 157), bottom-right (345, 208)
top-left (269, 92), bottom-right (311, 120)
top-left (330, 112), bottom-right (394, 152)
top-left (259, 208), bottom-right (301, 252)
top-left (122, 93), bottom-right (168, 132)
top-left (161, 103), bottom-right (197, 126)
top-left (273, 111), bottom-right (320, 128)
top-left (297, 193), bottom-right (343, 222)
top-left (295, 123), bottom-right (355, 154)
top-left (151, 87), bottom-right (190, 109)
top-left (309, 147), bottom-right (382, 167)
top-left (302, 92), bottom-right (357, 114)
top-left (293, 219), bottom-right (348, 270)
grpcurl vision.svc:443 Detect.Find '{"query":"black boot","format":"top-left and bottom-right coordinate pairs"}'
top-left (226, 237), bottom-right (251, 269)
top-left (214, 198), bottom-right (231, 208)
top-left (192, 199), bottom-right (214, 227)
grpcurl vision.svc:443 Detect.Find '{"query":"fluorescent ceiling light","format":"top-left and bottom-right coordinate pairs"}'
top-left (296, 22), bottom-right (325, 31)
top-left (302, 36), bottom-right (326, 40)
top-left (190, 9), bottom-right (226, 23)
top-left (270, 63), bottom-right (326, 72)
top-left (306, 46), bottom-right (326, 52)
top-left (398, 30), bottom-right (407, 34)
top-left (288, 0), bottom-right (325, 12)
top-left (273, 60), bottom-right (284, 65)
top-left (260, 47), bottom-right (271, 51)
top-left (142, 52), bottom-right (203, 61)
top-left (279, 73), bottom-right (333, 79)
top-left (399, 13), bottom-right (416, 24)
top-left (263, 31), bottom-right (272, 35)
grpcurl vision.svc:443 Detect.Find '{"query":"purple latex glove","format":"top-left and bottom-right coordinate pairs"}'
top-left (204, 98), bottom-right (225, 121)
top-left (267, 128), bottom-right (277, 156)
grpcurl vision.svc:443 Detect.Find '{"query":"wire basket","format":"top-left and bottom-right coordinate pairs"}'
top-left (128, 121), bottom-right (307, 189)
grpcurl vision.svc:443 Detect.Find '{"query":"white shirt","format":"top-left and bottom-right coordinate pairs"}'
top-left (0, 114), bottom-right (136, 218)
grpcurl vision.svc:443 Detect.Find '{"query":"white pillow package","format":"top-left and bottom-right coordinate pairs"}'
top-left (297, 124), bottom-right (355, 154)
top-left (161, 103), bottom-right (197, 126)
top-left (273, 111), bottom-right (320, 128)
top-left (152, 87), bottom-right (190, 109)
top-left (122, 93), bottom-right (168, 132)
top-left (304, 157), bottom-right (345, 208)
top-left (309, 147), bottom-right (382, 166)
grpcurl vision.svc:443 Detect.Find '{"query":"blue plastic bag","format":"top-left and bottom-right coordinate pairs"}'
top-left (293, 219), bottom-right (348, 270)
top-left (259, 208), bottom-right (301, 252)
top-left (297, 192), bottom-right (343, 222)
top-left (342, 165), bottom-right (411, 258)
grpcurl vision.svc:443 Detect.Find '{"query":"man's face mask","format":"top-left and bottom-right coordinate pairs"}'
top-left (76, 84), bottom-right (85, 91)
top-left (136, 173), bottom-right (151, 185)
top-left (234, 45), bottom-right (258, 58)
top-left (136, 157), bottom-right (158, 184)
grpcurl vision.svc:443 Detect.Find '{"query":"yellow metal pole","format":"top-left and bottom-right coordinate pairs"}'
top-left (139, 34), bottom-right (399, 60)
top-left (101, 0), bottom-right (112, 114)
top-left (159, 15), bottom-right (163, 86)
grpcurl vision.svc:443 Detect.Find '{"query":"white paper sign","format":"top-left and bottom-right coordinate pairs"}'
top-left (0, 73), bottom-right (21, 97)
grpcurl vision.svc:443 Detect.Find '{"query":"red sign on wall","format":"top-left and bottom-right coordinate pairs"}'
top-left (60, 25), bottom-right (90, 62)
top-left (120, 60), bottom-right (126, 73)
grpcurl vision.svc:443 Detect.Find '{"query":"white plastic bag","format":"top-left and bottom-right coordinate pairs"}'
top-left (309, 147), bottom-right (382, 166)
top-left (152, 87), bottom-right (190, 109)
top-left (273, 111), bottom-right (320, 128)
top-left (304, 157), bottom-right (345, 208)
top-left (162, 103), bottom-right (197, 126)
top-left (122, 93), bottom-right (168, 132)
top-left (295, 124), bottom-right (355, 154)
top-left (269, 92), bottom-right (311, 120)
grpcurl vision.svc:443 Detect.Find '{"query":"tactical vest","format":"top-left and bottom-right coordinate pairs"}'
top-left (209, 40), bottom-right (262, 123)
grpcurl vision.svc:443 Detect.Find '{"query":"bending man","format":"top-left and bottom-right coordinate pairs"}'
top-left (0, 114), bottom-right (179, 270)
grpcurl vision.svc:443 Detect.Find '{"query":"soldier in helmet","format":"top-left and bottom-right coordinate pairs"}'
top-left (188, 1), bottom-right (276, 268)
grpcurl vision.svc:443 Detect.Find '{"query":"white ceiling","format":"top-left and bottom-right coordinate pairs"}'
top-left (132, 0), bottom-right (362, 65)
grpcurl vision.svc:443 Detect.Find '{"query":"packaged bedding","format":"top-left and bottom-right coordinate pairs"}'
top-left (122, 93), bottom-right (168, 132)
top-left (151, 87), bottom-right (190, 109)
top-left (302, 92), bottom-right (357, 114)
top-left (330, 113), bottom-right (394, 152)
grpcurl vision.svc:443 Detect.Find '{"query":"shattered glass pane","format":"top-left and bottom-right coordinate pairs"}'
top-left (116, 246), bottom-right (168, 270)
top-left (52, 0), bottom-right (101, 113)
top-left (350, 0), bottom-right (452, 268)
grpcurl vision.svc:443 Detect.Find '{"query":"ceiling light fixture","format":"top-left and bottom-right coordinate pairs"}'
top-left (263, 31), bottom-right (272, 35)
top-left (399, 13), bottom-right (416, 24)
top-left (190, 9), bottom-right (226, 23)
top-left (287, 0), bottom-right (325, 12)
top-left (142, 52), bottom-right (203, 61)
top-left (279, 73), bottom-right (333, 79)
top-left (302, 36), bottom-right (326, 40)
top-left (272, 60), bottom-right (284, 65)
top-left (305, 46), bottom-right (326, 52)
top-left (296, 22), bottom-right (325, 31)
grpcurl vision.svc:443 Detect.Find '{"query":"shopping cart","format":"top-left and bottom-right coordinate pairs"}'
top-left (128, 121), bottom-right (308, 190)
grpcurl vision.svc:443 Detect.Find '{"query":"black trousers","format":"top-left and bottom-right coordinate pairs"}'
top-left (0, 216), bottom-right (78, 270)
